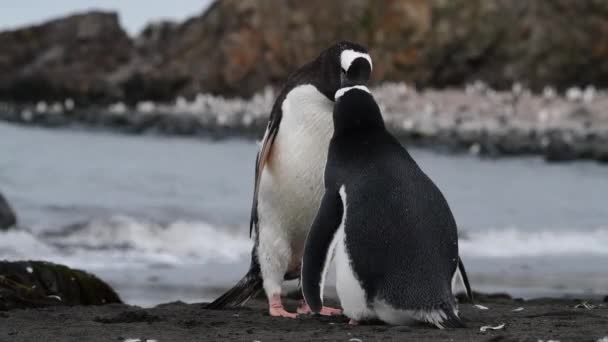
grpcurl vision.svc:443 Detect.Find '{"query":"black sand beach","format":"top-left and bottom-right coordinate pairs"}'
top-left (1, 295), bottom-right (607, 342)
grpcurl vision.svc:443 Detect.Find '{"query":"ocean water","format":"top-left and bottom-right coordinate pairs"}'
top-left (1, 122), bottom-right (607, 306)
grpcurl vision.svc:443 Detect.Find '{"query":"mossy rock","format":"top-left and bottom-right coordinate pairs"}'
top-left (0, 260), bottom-right (122, 311)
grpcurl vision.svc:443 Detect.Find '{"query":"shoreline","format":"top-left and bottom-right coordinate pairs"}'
top-left (2, 83), bottom-right (608, 163)
top-left (1, 295), bottom-right (607, 341)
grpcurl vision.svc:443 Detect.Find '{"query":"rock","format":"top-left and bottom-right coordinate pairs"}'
top-left (423, 0), bottom-right (608, 91)
top-left (0, 11), bottom-right (132, 104)
top-left (143, 0), bottom-right (433, 98)
top-left (0, 192), bottom-right (17, 230)
top-left (0, 261), bottom-right (122, 310)
top-left (544, 133), bottom-right (581, 162)
top-left (2, 2), bottom-right (608, 100)
top-left (122, 0), bottom-right (608, 97)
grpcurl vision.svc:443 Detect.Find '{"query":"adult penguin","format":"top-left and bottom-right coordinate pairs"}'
top-left (301, 86), bottom-right (466, 328)
top-left (207, 41), bottom-right (373, 318)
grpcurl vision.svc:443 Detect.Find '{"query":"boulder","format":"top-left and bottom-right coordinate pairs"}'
top-left (0, 261), bottom-right (122, 310)
top-left (0, 192), bottom-right (16, 230)
top-left (0, 11), bottom-right (133, 104)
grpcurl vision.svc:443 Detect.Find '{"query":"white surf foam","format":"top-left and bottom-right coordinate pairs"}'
top-left (460, 227), bottom-right (608, 258)
top-left (46, 216), bottom-right (250, 260)
top-left (0, 230), bottom-right (57, 257)
top-left (2, 218), bottom-right (607, 273)
top-left (0, 216), bottom-right (252, 270)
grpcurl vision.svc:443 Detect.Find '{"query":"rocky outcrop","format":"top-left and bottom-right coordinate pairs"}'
top-left (0, 192), bottom-right (17, 230)
top-left (0, 12), bottom-right (132, 104)
top-left (156, 0), bottom-right (608, 97)
top-left (421, 0), bottom-right (608, 91)
top-left (0, 261), bottom-right (122, 310)
top-left (1, 1), bottom-right (608, 102)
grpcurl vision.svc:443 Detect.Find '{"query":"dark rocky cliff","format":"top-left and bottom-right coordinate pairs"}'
top-left (1, 1), bottom-right (607, 103)
top-left (0, 12), bottom-right (132, 103)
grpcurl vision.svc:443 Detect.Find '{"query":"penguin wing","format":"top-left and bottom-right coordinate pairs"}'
top-left (249, 105), bottom-right (282, 237)
top-left (301, 189), bottom-right (344, 313)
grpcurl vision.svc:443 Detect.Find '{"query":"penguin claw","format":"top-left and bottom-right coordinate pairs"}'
top-left (297, 301), bottom-right (343, 316)
top-left (269, 307), bottom-right (298, 318)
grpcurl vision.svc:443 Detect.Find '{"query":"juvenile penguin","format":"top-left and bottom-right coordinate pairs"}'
top-left (207, 42), bottom-right (373, 317)
top-left (301, 86), bottom-right (466, 328)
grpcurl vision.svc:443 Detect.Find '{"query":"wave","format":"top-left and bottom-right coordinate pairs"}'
top-left (1, 216), bottom-right (607, 272)
top-left (0, 216), bottom-right (252, 270)
top-left (460, 227), bottom-right (608, 258)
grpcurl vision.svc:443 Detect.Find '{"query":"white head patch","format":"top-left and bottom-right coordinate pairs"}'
top-left (334, 85), bottom-right (371, 100)
top-left (340, 49), bottom-right (372, 72)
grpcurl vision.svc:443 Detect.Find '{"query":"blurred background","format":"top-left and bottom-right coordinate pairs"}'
top-left (1, 1), bottom-right (607, 307)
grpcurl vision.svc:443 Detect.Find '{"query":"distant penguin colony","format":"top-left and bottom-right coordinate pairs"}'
top-left (302, 86), bottom-right (465, 328)
top-left (208, 41), bottom-right (472, 328)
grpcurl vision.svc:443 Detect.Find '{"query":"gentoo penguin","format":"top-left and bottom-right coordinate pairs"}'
top-left (301, 86), bottom-right (466, 328)
top-left (207, 41), bottom-right (374, 317)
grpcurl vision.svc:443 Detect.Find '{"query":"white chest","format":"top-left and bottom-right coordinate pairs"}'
top-left (334, 185), bottom-right (375, 321)
top-left (273, 84), bottom-right (334, 174)
top-left (258, 84), bottom-right (334, 237)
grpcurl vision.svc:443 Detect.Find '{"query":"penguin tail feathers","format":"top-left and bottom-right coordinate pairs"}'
top-left (427, 302), bottom-right (466, 329)
top-left (437, 307), bottom-right (466, 329)
top-left (205, 267), bottom-right (263, 309)
top-left (458, 258), bottom-right (474, 303)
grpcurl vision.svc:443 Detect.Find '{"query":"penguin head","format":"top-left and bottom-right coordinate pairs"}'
top-left (333, 85), bottom-right (384, 134)
top-left (337, 42), bottom-right (372, 86)
top-left (314, 41), bottom-right (372, 100)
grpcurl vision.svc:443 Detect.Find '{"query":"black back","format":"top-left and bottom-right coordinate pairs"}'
top-left (326, 89), bottom-right (460, 309)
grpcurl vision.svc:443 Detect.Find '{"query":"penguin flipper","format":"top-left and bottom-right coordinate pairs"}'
top-left (457, 257), bottom-right (474, 303)
top-left (301, 189), bottom-right (344, 313)
top-left (249, 105), bottom-right (282, 237)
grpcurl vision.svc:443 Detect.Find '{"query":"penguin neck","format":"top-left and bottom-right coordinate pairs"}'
top-left (332, 103), bottom-right (385, 138)
top-left (333, 95), bottom-right (385, 136)
top-left (290, 56), bottom-right (339, 102)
